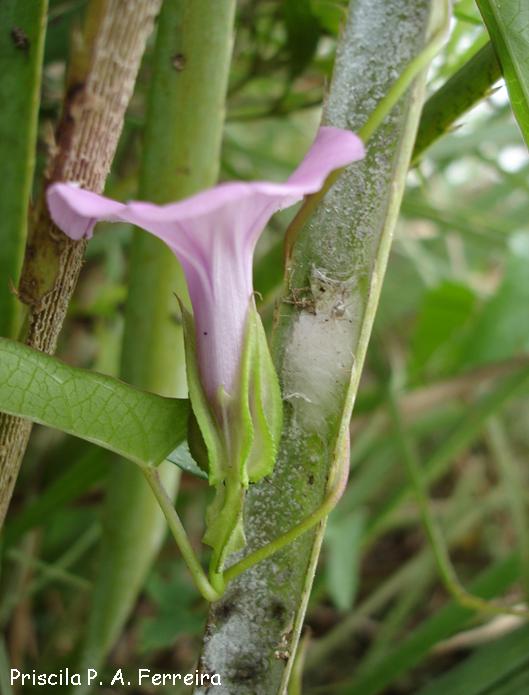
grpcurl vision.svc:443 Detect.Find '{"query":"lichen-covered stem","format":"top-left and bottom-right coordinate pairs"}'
top-left (223, 435), bottom-right (350, 585)
top-left (196, 2), bottom-right (436, 693)
top-left (0, 0), bottom-right (162, 528)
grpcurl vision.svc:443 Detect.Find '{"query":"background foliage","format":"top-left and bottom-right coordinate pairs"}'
top-left (1, 0), bottom-right (529, 693)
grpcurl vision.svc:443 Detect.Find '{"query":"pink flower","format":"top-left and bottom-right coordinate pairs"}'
top-left (47, 125), bottom-right (364, 567)
top-left (47, 127), bottom-right (364, 409)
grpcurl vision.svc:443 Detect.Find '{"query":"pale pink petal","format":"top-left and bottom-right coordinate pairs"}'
top-left (47, 127), bottom-right (364, 404)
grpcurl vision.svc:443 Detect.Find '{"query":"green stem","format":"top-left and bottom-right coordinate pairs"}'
top-left (224, 438), bottom-right (350, 585)
top-left (387, 384), bottom-right (529, 620)
top-left (142, 466), bottom-right (221, 603)
top-left (486, 417), bottom-right (529, 599)
top-left (0, 0), bottom-right (48, 338)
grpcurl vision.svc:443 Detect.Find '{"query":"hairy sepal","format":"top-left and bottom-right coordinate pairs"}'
top-left (181, 301), bottom-right (283, 572)
top-left (178, 300), bottom-right (224, 484)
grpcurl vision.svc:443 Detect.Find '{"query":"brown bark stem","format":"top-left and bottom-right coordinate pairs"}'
top-left (0, 0), bottom-right (162, 528)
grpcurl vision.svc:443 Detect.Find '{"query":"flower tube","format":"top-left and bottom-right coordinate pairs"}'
top-left (47, 126), bottom-right (365, 569)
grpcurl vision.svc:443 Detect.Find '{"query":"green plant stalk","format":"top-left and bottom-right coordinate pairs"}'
top-left (142, 467), bottom-right (221, 603)
top-left (486, 417), bottom-right (529, 599)
top-left (74, 0), bottom-right (236, 686)
top-left (338, 555), bottom-right (520, 695)
top-left (412, 41), bottom-right (501, 163)
top-left (0, 0), bottom-right (48, 338)
top-left (196, 2), bottom-right (439, 692)
top-left (388, 385), bottom-right (529, 619)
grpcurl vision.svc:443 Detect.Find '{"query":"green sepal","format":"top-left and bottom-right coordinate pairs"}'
top-left (245, 306), bottom-right (283, 482)
top-left (186, 407), bottom-right (210, 476)
top-left (204, 480), bottom-right (246, 573)
top-left (178, 299), bottom-right (224, 484)
top-left (178, 299), bottom-right (283, 572)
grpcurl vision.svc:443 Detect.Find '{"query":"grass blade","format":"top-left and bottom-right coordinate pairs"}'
top-left (476, 0), bottom-right (529, 147)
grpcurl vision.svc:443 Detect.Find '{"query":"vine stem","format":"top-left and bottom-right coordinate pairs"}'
top-left (141, 466), bottom-right (222, 603)
top-left (224, 436), bottom-right (350, 585)
top-left (387, 383), bottom-right (529, 620)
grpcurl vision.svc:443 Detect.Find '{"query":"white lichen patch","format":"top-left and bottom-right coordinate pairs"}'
top-left (282, 267), bottom-right (363, 433)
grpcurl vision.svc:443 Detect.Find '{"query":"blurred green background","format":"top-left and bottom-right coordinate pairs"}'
top-left (2, 1), bottom-right (529, 693)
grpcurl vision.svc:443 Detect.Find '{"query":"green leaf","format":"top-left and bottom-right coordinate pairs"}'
top-left (325, 510), bottom-right (364, 612)
top-left (416, 624), bottom-right (529, 695)
top-left (410, 281), bottom-right (477, 380)
top-left (0, 338), bottom-right (189, 466)
top-left (0, 0), bottom-right (47, 337)
top-left (462, 233), bottom-right (529, 368)
top-left (413, 41), bottom-right (501, 163)
top-left (476, 0), bottom-right (529, 147)
top-left (283, 0), bottom-right (321, 75)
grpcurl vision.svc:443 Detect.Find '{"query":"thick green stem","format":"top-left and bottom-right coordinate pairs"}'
top-left (0, 0), bottom-right (48, 338)
top-left (284, 0), bottom-right (448, 262)
top-left (357, 0), bottom-right (450, 144)
top-left (75, 0), bottom-right (235, 686)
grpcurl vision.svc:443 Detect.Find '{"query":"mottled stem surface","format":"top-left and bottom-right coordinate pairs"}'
top-left (0, 0), bottom-right (162, 528)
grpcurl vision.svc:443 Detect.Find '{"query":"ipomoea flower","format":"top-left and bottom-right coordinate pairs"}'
top-left (47, 126), bottom-right (365, 570)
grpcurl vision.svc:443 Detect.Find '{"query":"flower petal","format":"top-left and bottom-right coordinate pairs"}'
top-left (47, 126), bottom-right (364, 400)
